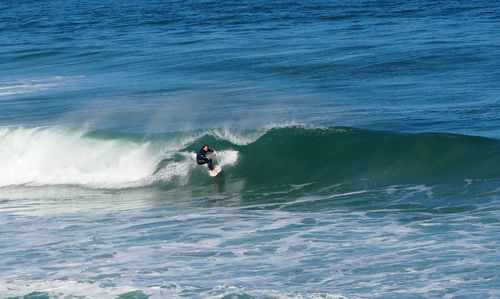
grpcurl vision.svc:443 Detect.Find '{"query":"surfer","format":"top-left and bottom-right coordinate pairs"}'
top-left (197, 144), bottom-right (216, 172)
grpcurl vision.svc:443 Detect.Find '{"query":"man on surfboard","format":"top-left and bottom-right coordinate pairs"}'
top-left (197, 144), bottom-right (216, 172)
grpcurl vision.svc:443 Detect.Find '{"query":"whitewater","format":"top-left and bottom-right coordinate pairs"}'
top-left (0, 126), bottom-right (243, 188)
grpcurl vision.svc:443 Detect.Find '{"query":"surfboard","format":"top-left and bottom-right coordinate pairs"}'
top-left (209, 165), bottom-right (222, 177)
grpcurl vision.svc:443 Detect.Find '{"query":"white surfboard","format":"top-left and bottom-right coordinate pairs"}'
top-left (209, 165), bottom-right (222, 177)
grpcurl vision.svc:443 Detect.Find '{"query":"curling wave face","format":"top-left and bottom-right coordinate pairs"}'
top-left (0, 125), bottom-right (499, 192)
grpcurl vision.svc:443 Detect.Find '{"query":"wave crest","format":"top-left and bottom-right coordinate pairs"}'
top-left (1, 125), bottom-right (499, 190)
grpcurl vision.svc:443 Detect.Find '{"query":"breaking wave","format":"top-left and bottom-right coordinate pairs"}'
top-left (0, 125), bottom-right (499, 190)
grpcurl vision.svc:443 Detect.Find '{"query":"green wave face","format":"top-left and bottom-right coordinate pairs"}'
top-left (1, 126), bottom-right (499, 200)
top-left (187, 127), bottom-right (500, 186)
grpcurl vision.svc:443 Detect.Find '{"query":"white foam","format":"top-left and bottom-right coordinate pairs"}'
top-left (0, 279), bottom-right (347, 299)
top-left (150, 152), bottom-right (197, 185)
top-left (0, 76), bottom-right (66, 97)
top-left (384, 184), bottom-right (434, 200)
top-left (0, 127), bottom-right (158, 188)
top-left (0, 279), bottom-right (187, 298)
top-left (203, 284), bottom-right (346, 299)
top-left (0, 126), bottom-right (248, 189)
top-left (149, 149), bottom-right (238, 184)
top-left (214, 150), bottom-right (239, 167)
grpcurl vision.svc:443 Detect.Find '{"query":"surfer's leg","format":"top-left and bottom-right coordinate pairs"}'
top-left (208, 159), bottom-right (214, 170)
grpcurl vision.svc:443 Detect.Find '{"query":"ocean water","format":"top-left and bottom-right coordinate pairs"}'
top-left (1, 0), bottom-right (499, 298)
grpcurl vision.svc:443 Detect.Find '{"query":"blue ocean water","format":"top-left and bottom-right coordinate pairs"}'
top-left (1, 0), bottom-right (499, 298)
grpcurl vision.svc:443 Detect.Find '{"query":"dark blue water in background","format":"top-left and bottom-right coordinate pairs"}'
top-left (1, 0), bottom-right (499, 136)
top-left (1, 1), bottom-right (500, 298)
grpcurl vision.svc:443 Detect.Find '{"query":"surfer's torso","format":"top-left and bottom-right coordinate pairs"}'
top-left (196, 148), bottom-right (213, 164)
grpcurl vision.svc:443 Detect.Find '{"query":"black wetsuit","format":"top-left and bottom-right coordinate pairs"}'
top-left (196, 147), bottom-right (214, 170)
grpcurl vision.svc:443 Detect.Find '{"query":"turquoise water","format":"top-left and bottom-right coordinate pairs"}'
top-left (1, 1), bottom-right (500, 298)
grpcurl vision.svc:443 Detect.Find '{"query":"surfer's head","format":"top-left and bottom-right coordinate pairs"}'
top-left (203, 144), bottom-right (209, 151)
